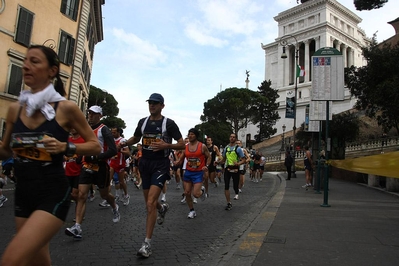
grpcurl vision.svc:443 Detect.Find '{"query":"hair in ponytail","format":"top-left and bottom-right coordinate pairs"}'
top-left (28, 45), bottom-right (66, 96)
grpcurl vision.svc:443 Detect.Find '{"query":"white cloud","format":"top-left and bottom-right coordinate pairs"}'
top-left (111, 28), bottom-right (168, 67)
top-left (184, 21), bottom-right (229, 47)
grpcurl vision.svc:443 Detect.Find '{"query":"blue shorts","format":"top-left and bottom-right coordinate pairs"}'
top-left (183, 170), bottom-right (203, 184)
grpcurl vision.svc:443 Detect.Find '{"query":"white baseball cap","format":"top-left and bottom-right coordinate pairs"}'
top-left (88, 105), bottom-right (102, 115)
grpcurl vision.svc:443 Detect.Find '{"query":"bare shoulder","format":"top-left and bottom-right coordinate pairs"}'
top-left (57, 100), bottom-right (80, 113)
top-left (7, 102), bottom-right (21, 121)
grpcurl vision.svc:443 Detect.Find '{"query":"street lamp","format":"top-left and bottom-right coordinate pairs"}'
top-left (280, 34), bottom-right (299, 178)
top-left (281, 124), bottom-right (286, 151)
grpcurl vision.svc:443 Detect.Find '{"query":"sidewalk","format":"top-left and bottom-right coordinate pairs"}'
top-left (248, 171), bottom-right (399, 266)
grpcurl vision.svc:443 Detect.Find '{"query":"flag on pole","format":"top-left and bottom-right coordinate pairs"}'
top-left (296, 65), bottom-right (305, 77)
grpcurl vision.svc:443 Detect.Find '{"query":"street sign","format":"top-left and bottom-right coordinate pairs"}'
top-left (311, 47), bottom-right (344, 101)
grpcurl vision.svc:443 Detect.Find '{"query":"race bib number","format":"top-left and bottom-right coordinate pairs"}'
top-left (11, 132), bottom-right (53, 161)
top-left (142, 134), bottom-right (161, 150)
top-left (82, 162), bottom-right (99, 172)
top-left (187, 157), bottom-right (201, 169)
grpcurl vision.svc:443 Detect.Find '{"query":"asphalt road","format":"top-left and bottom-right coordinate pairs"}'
top-left (0, 172), bottom-right (279, 266)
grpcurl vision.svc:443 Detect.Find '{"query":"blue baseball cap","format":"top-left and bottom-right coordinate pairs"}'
top-left (146, 93), bottom-right (164, 103)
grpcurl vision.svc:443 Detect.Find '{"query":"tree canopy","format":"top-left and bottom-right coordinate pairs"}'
top-left (200, 83), bottom-right (280, 143)
top-left (354, 0), bottom-right (388, 10)
top-left (201, 87), bottom-right (261, 135)
top-left (252, 80), bottom-right (280, 141)
top-left (88, 85), bottom-right (126, 130)
top-left (345, 37), bottom-right (399, 134)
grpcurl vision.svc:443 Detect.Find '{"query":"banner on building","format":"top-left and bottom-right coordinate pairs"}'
top-left (285, 90), bottom-right (295, 119)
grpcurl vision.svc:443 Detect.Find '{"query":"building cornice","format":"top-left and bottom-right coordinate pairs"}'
top-left (93, 0), bottom-right (105, 42)
top-left (274, 0), bottom-right (362, 25)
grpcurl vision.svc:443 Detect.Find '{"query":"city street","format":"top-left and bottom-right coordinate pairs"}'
top-left (0, 172), bottom-right (279, 266)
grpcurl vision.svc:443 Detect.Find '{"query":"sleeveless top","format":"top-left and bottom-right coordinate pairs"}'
top-left (185, 142), bottom-right (205, 172)
top-left (110, 136), bottom-right (127, 167)
top-left (65, 135), bottom-right (85, 176)
top-left (207, 144), bottom-right (216, 164)
top-left (11, 102), bottom-right (68, 168)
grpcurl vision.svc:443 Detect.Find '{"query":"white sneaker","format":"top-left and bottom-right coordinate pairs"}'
top-left (112, 204), bottom-right (120, 223)
top-left (180, 194), bottom-right (186, 204)
top-left (193, 197), bottom-right (197, 204)
top-left (187, 210), bottom-right (197, 219)
top-left (137, 242), bottom-right (152, 258)
top-left (200, 186), bottom-right (206, 201)
top-left (161, 194), bottom-right (166, 202)
top-left (234, 194), bottom-right (239, 200)
top-left (239, 189), bottom-right (242, 193)
top-left (99, 199), bottom-right (110, 208)
top-left (123, 194), bottom-right (130, 206)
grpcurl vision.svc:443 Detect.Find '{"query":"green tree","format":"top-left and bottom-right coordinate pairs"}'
top-left (101, 116), bottom-right (126, 131)
top-left (345, 37), bottom-right (399, 134)
top-left (251, 80), bottom-right (280, 141)
top-left (88, 85), bottom-right (126, 130)
top-left (194, 121), bottom-right (232, 147)
top-left (201, 87), bottom-right (261, 135)
top-left (88, 85), bottom-right (119, 117)
top-left (354, 0), bottom-right (388, 10)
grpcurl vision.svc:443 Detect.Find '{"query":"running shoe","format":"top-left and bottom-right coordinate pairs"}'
top-left (200, 186), bottom-right (206, 201)
top-left (234, 194), bottom-right (239, 200)
top-left (176, 183), bottom-right (181, 190)
top-left (99, 199), bottom-right (110, 208)
top-left (225, 202), bottom-right (232, 211)
top-left (65, 224), bottom-right (82, 240)
top-left (112, 204), bottom-right (120, 223)
top-left (157, 203), bottom-right (169, 225)
top-left (137, 242), bottom-right (152, 258)
top-left (193, 197), bottom-right (197, 204)
top-left (180, 194), bottom-right (186, 204)
top-left (0, 196), bottom-right (8, 208)
top-left (239, 189), bottom-right (242, 193)
top-left (134, 181), bottom-right (141, 189)
top-left (302, 184), bottom-right (308, 188)
top-left (187, 210), bottom-right (197, 219)
top-left (123, 194), bottom-right (130, 206)
top-left (161, 194), bottom-right (166, 203)
top-left (87, 194), bottom-right (96, 202)
top-left (214, 181), bottom-right (218, 188)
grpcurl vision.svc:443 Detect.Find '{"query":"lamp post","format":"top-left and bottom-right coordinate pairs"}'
top-left (281, 124), bottom-right (286, 151)
top-left (280, 34), bottom-right (299, 178)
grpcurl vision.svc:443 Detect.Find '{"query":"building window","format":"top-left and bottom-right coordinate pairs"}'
top-left (0, 119), bottom-right (6, 140)
top-left (60, 0), bottom-right (80, 21)
top-left (15, 7), bottom-right (34, 47)
top-left (58, 31), bottom-right (75, 65)
top-left (7, 64), bottom-right (23, 96)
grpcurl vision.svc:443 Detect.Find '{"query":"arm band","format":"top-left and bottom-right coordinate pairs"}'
top-left (65, 142), bottom-right (77, 157)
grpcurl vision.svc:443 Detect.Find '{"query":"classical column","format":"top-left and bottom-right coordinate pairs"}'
top-left (341, 44), bottom-right (347, 67)
top-left (304, 40), bottom-right (310, 82)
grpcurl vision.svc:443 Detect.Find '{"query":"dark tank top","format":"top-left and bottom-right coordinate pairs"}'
top-left (11, 102), bottom-right (69, 165)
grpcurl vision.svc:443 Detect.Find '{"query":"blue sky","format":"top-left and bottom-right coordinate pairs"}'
top-left (90, 0), bottom-right (399, 140)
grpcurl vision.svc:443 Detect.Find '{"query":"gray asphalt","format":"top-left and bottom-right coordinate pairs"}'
top-left (1, 171), bottom-right (398, 265)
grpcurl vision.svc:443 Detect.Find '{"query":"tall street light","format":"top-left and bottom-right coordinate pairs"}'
top-left (281, 124), bottom-right (286, 151)
top-left (280, 34), bottom-right (299, 178)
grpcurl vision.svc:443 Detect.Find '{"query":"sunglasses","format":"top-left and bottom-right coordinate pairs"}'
top-left (148, 101), bottom-right (161, 105)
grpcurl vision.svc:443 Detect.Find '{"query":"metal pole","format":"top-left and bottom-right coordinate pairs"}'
top-left (279, 34), bottom-right (299, 178)
top-left (321, 100), bottom-right (331, 207)
top-left (292, 49), bottom-right (298, 178)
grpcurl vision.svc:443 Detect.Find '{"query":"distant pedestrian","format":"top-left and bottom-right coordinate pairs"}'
top-left (284, 150), bottom-right (293, 180)
top-left (302, 146), bottom-right (313, 188)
